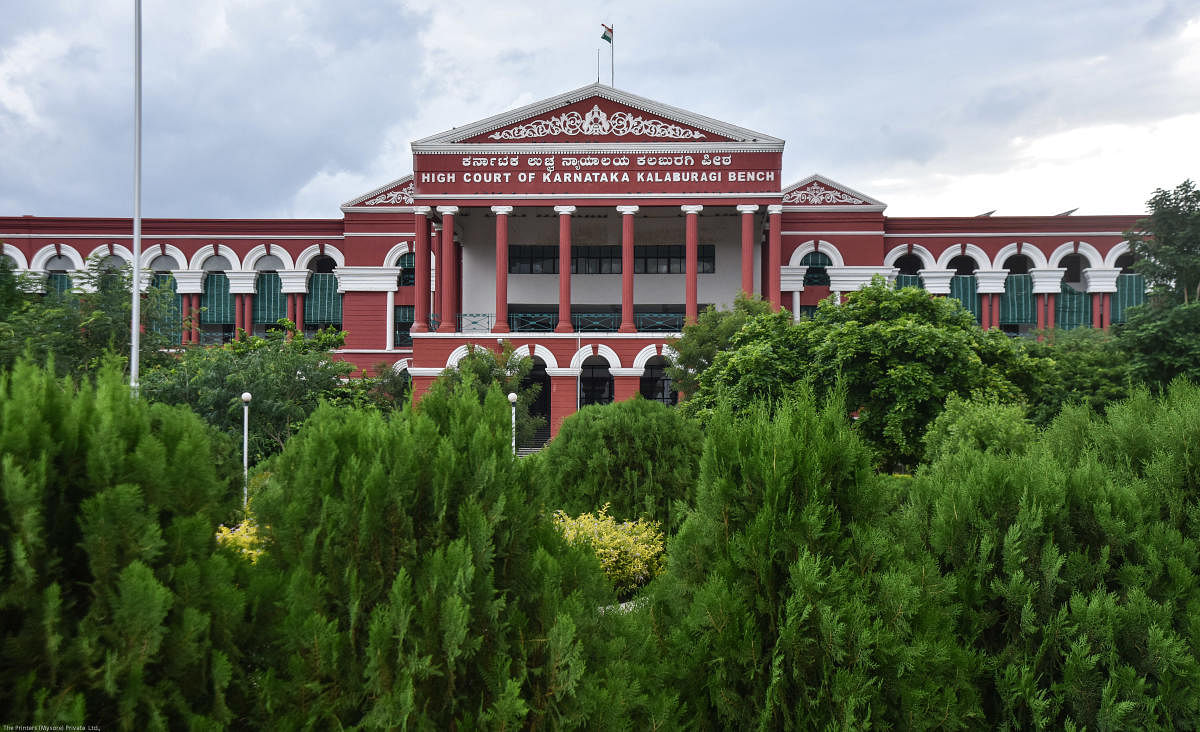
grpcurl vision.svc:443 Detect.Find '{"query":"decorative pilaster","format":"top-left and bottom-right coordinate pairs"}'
top-left (975, 270), bottom-right (1009, 330)
top-left (682, 204), bottom-right (703, 325)
top-left (411, 206), bottom-right (432, 333)
top-left (173, 270), bottom-right (205, 345)
top-left (767, 204), bottom-right (783, 310)
top-left (225, 271), bottom-right (258, 338)
top-left (490, 205), bottom-right (513, 332)
top-left (554, 205), bottom-right (576, 332)
top-left (436, 206), bottom-right (458, 332)
top-left (1031, 267), bottom-right (1066, 332)
top-left (737, 204), bottom-right (758, 296)
top-left (617, 205), bottom-right (639, 332)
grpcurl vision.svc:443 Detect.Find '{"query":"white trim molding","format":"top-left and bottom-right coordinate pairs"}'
top-left (918, 269), bottom-right (955, 295)
top-left (383, 241), bottom-right (413, 267)
top-left (827, 266), bottom-right (898, 291)
top-left (569, 343), bottom-right (623, 370)
top-left (780, 265), bottom-right (808, 291)
top-left (85, 244), bottom-right (134, 264)
top-left (884, 244), bottom-right (936, 270)
top-left (1082, 268), bottom-right (1122, 293)
top-left (294, 244), bottom-right (345, 271)
top-left (392, 358), bottom-right (412, 374)
top-left (514, 343), bottom-right (560, 369)
top-left (789, 239), bottom-right (845, 268)
top-left (225, 271), bottom-right (258, 295)
top-left (278, 270), bottom-right (311, 294)
top-left (991, 242), bottom-right (1049, 270)
top-left (30, 244), bottom-right (85, 272)
top-left (1030, 268), bottom-right (1067, 294)
top-left (335, 266), bottom-right (402, 293)
top-left (1048, 241), bottom-right (1103, 269)
top-left (974, 269), bottom-right (1009, 295)
top-left (934, 243), bottom-right (990, 270)
top-left (1103, 240), bottom-right (1132, 268)
top-left (188, 244), bottom-right (242, 271)
top-left (546, 367), bottom-right (582, 378)
top-left (2, 243), bottom-right (29, 270)
top-left (243, 244), bottom-right (296, 271)
top-left (172, 270), bottom-right (206, 295)
top-left (141, 244), bottom-right (188, 271)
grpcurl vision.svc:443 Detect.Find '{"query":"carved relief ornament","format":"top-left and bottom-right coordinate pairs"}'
top-left (364, 181), bottom-right (415, 206)
top-left (782, 182), bottom-right (865, 205)
top-left (487, 104), bottom-right (706, 141)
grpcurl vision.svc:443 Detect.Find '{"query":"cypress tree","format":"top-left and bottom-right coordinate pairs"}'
top-left (0, 360), bottom-right (244, 729)
top-left (248, 380), bottom-right (675, 728)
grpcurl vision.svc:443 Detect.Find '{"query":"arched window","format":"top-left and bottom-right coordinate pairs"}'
top-left (305, 255), bottom-right (341, 335)
top-left (1002, 254), bottom-right (1033, 275)
top-left (800, 251), bottom-right (832, 286)
top-left (45, 254), bottom-right (76, 296)
top-left (894, 253), bottom-right (923, 276)
top-left (253, 255), bottom-right (286, 335)
top-left (1115, 253), bottom-right (1136, 275)
top-left (579, 355), bottom-right (613, 406)
top-left (397, 252), bottom-right (416, 286)
top-left (639, 356), bottom-right (677, 406)
top-left (147, 255), bottom-right (182, 345)
top-left (200, 255), bottom-right (235, 344)
top-left (947, 255), bottom-right (979, 276)
top-left (1059, 253), bottom-right (1086, 289)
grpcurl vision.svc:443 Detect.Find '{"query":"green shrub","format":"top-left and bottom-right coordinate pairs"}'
top-left (554, 505), bottom-right (665, 600)
top-left (923, 391), bottom-right (1036, 463)
top-left (0, 360), bottom-right (244, 729)
top-left (536, 397), bottom-right (702, 531)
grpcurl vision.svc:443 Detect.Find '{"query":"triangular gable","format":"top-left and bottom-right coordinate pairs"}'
top-left (781, 174), bottom-right (886, 210)
top-left (341, 174), bottom-right (414, 211)
top-left (413, 83), bottom-right (782, 148)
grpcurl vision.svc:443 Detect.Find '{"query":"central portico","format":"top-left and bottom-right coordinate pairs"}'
top-left (341, 83), bottom-right (788, 435)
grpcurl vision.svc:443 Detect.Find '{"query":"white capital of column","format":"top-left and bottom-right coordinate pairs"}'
top-left (736, 204), bottom-right (759, 214)
top-left (490, 205), bottom-right (514, 215)
top-left (554, 205), bottom-right (576, 215)
top-left (436, 206), bottom-right (459, 215)
top-left (681, 204), bottom-right (704, 215)
top-left (767, 204), bottom-right (783, 215)
top-left (413, 206), bottom-right (432, 216)
top-left (616, 205), bottom-right (639, 215)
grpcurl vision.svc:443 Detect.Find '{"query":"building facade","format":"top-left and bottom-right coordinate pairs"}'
top-left (0, 84), bottom-right (1145, 436)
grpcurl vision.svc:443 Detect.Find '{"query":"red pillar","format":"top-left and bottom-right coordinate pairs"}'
top-left (412, 207), bottom-right (431, 333)
top-left (683, 205), bottom-right (702, 325)
top-left (295, 293), bottom-right (305, 334)
top-left (1091, 293), bottom-right (1103, 329)
top-left (436, 207), bottom-right (458, 332)
top-left (1102, 293), bottom-right (1112, 331)
top-left (1047, 294), bottom-right (1056, 330)
top-left (430, 224), bottom-right (441, 325)
top-left (737, 204), bottom-right (758, 297)
top-left (191, 294), bottom-right (200, 344)
top-left (767, 204), bottom-right (782, 310)
top-left (1035, 294), bottom-right (1045, 340)
top-left (492, 205), bottom-right (512, 332)
top-left (618, 205), bottom-right (638, 332)
top-left (554, 205), bottom-right (575, 332)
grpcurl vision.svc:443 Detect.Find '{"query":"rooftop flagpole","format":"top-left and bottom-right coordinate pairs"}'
top-left (130, 0), bottom-right (143, 396)
top-left (601, 23), bottom-right (613, 86)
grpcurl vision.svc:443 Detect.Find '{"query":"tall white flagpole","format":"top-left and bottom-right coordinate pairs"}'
top-left (610, 25), bottom-right (614, 86)
top-left (130, 0), bottom-right (142, 396)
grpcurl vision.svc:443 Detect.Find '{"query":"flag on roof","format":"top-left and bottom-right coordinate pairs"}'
top-left (601, 24), bottom-right (613, 43)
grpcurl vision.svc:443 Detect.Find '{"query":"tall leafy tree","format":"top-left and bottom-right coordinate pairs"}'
top-left (429, 341), bottom-right (545, 446)
top-left (665, 293), bottom-right (771, 396)
top-left (1127, 179), bottom-right (1200, 303)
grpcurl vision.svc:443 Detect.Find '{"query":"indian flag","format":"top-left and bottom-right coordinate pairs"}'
top-left (601, 24), bottom-right (613, 43)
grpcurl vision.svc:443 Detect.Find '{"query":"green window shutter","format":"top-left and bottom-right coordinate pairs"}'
top-left (305, 273), bottom-right (342, 325)
top-left (999, 274), bottom-right (1035, 324)
top-left (1055, 283), bottom-right (1091, 329)
top-left (151, 273), bottom-right (182, 344)
top-left (1112, 273), bottom-right (1146, 323)
top-left (895, 274), bottom-right (923, 290)
top-left (950, 275), bottom-right (981, 322)
top-left (47, 272), bottom-right (72, 296)
top-left (394, 304), bottom-right (415, 347)
top-left (200, 273), bottom-right (234, 324)
top-left (253, 272), bottom-right (286, 324)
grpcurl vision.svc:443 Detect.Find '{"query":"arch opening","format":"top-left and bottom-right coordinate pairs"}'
top-left (579, 355), bottom-right (613, 407)
top-left (640, 355), bottom-right (678, 405)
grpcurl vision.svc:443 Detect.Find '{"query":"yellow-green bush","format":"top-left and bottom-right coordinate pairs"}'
top-left (216, 517), bottom-right (264, 563)
top-left (554, 504), bottom-right (665, 600)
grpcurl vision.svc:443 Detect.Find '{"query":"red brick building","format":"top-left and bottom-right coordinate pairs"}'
top-left (0, 84), bottom-right (1144, 436)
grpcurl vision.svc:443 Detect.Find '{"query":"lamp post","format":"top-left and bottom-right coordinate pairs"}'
top-left (241, 392), bottom-right (251, 507)
top-left (507, 392), bottom-right (518, 456)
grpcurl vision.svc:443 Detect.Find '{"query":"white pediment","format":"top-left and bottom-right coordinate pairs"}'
top-left (781, 174), bottom-right (886, 211)
top-left (412, 83), bottom-right (783, 150)
top-left (341, 174), bottom-right (414, 211)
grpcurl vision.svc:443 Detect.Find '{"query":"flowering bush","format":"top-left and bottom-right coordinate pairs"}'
top-left (217, 517), bottom-right (264, 563)
top-left (554, 504), bottom-right (665, 600)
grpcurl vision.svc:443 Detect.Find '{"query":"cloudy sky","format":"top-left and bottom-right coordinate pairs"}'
top-left (2, 0), bottom-right (1197, 220)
